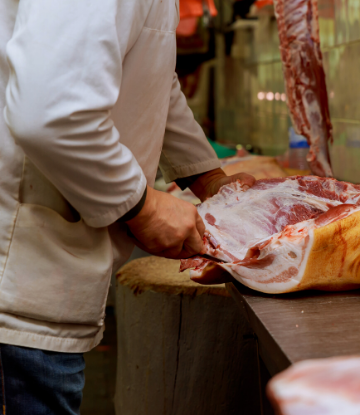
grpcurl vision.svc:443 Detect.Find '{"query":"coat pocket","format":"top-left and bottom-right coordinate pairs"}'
top-left (0, 204), bottom-right (113, 326)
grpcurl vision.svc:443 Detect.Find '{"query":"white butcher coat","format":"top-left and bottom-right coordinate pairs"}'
top-left (0, 0), bottom-right (220, 352)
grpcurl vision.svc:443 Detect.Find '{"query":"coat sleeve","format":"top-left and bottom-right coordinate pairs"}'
top-left (4, 0), bottom-right (146, 228)
top-left (159, 73), bottom-right (220, 183)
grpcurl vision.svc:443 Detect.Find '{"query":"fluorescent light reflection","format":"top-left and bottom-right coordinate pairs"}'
top-left (257, 91), bottom-right (287, 102)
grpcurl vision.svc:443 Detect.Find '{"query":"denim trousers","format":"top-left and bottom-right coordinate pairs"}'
top-left (0, 343), bottom-right (85, 415)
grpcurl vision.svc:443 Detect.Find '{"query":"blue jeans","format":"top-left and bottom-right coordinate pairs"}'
top-left (0, 344), bottom-right (85, 414)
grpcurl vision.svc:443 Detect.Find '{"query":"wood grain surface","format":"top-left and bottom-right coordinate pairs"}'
top-left (227, 280), bottom-right (360, 375)
top-left (117, 256), bottom-right (229, 297)
top-left (115, 257), bottom-right (260, 415)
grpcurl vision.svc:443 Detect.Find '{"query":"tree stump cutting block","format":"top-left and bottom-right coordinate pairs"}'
top-left (115, 256), bottom-right (259, 415)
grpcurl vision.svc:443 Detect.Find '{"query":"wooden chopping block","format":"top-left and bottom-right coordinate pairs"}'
top-left (115, 256), bottom-right (259, 415)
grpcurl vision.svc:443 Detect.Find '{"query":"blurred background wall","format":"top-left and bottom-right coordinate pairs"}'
top-left (177, 0), bottom-right (360, 183)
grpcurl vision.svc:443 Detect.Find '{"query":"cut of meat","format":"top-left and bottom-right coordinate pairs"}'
top-left (180, 176), bottom-right (360, 294)
top-left (267, 356), bottom-right (360, 415)
top-left (274, 0), bottom-right (333, 177)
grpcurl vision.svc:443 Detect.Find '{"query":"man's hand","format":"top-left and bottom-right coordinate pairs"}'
top-left (126, 169), bottom-right (254, 260)
top-left (189, 168), bottom-right (255, 202)
top-left (126, 186), bottom-right (205, 259)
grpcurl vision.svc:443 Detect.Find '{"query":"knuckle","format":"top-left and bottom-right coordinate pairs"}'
top-left (184, 222), bottom-right (194, 232)
top-left (162, 240), bottom-right (176, 250)
top-left (182, 218), bottom-right (193, 230)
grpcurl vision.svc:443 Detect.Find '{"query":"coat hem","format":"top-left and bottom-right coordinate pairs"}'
top-left (0, 325), bottom-right (104, 353)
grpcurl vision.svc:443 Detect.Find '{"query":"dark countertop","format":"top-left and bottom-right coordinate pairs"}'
top-left (226, 280), bottom-right (360, 376)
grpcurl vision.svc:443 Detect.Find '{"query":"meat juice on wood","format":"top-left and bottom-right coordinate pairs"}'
top-left (181, 177), bottom-right (360, 294)
top-left (273, 0), bottom-right (333, 177)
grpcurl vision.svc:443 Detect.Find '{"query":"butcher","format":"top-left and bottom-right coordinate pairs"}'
top-left (0, 0), bottom-right (254, 413)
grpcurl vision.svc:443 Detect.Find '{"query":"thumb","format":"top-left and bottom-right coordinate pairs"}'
top-left (212, 172), bottom-right (255, 196)
top-left (228, 172), bottom-right (256, 189)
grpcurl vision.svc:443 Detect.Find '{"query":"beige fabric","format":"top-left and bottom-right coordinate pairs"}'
top-left (0, 0), bottom-right (220, 352)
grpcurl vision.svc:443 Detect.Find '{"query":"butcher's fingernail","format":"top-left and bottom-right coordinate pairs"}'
top-left (242, 185), bottom-right (250, 191)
